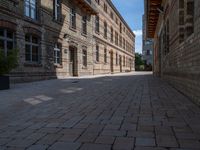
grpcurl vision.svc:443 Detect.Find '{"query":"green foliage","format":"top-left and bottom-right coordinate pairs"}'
top-left (135, 53), bottom-right (145, 71)
top-left (0, 49), bottom-right (18, 75)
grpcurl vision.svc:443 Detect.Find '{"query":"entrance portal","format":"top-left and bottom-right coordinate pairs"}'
top-left (69, 46), bottom-right (78, 76)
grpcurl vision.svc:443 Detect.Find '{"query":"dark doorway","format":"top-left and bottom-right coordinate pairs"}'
top-left (110, 51), bottom-right (114, 73)
top-left (119, 55), bottom-right (122, 72)
top-left (69, 46), bottom-right (78, 76)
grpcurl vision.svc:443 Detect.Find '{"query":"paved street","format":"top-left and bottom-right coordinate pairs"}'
top-left (0, 72), bottom-right (200, 150)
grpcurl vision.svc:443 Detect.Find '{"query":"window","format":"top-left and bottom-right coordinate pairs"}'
top-left (54, 43), bottom-right (61, 65)
top-left (95, 15), bottom-right (100, 33)
top-left (119, 36), bottom-right (122, 47)
top-left (110, 11), bottom-right (114, 20)
top-left (24, 0), bottom-right (37, 20)
top-left (123, 38), bottom-right (125, 49)
top-left (120, 22), bottom-right (122, 33)
top-left (82, 16), bottom-right (87, 35)
top-left (115, 31), bottom-right (118, 46)
top-left (53, 0), bottom-right (61, 21)
top-left (70, 8), bottom-right (76, 29)
top-left (104, 21), bottom-right (107, 39)
top-left (104, 3), bottom-right (107, 13)
top-left (164, 20), bottom-right (169, 55)
top-left (123, 56), bottom-right (125, 66)
top-left (96, 44), bottom-right (99, 62)
top-left (116, 53), bottom-right (118, 65)
top-left (104, 47), bottom-right (107, 63)
top-left (25, 34), bottom-right (40, 63)
top-left (110, 27), bottom-right (113, 42)
top-left (146, 50), bottom-right (150, 55)
top-left (179, 0), bottom-right (185, 43)
top-left (186, 0), bottom-right (194, 37)
top-left (0, 28), bottom-right (14, 55)
top-left (116, 18), bottom-right (118, 25)
top-left (82, 48), bottom-right (87, 67)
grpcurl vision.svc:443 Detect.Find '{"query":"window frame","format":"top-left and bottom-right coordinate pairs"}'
top-left (70, 7), bottom-right (76, 29)
top-left (82, 48), bottom-right (87, 67)
top-left (82, 16), bottom-right (87, 35)
top-left (25, 34), bottom-right (40, 63)
top-left (0, 28), bottom-right (15, 56)
top-left (24, 0), bottom-right (37, 20)
top-left (96, 44), bottom-right (99, 62)
top-left (54, 43), bottom-right (61, 65)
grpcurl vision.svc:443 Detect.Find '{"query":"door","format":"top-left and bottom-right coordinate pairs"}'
top-left (119, 55), bottom-right (122, 72)
top-left (110, 51), bottom-right (114, 73)
top-left (69, 46), bottom-right (78, 76)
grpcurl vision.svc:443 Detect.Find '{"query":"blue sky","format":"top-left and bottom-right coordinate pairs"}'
top-left (112, 0), bottom-right (144, 53)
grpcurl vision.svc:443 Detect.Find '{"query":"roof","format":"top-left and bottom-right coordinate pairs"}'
top-left (146, 0), bottom-right (162, 38)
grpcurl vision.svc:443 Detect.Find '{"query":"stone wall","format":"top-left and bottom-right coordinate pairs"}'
top-left (0, 0), bottom-right (135, 83)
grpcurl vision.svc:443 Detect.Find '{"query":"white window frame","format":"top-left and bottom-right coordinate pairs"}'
top-left (54, 0), bottom-right (61, 21)
top-left (24, 0), bottom-right (37, 20)
top-left (54, 43), bottom-right (61, 65)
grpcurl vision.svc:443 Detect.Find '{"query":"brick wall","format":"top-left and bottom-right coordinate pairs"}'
top-left (152, 0), bottom-right (200, 105)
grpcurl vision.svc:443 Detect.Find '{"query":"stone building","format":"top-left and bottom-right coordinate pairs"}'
top-left (145, 0), bottom-right (200, 105)
top-left (92, 0), bottom-right (135, 75)
top-left (0, 0), bottom-right (135, 83)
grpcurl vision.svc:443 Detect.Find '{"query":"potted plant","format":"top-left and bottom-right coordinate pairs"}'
top-left (0, 49), bottom-right (18, 90)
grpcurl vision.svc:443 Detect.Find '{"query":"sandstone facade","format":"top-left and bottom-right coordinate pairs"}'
top-left (0, 0), bottom-right (135, 83)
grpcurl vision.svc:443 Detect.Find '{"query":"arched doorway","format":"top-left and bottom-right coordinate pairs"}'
top-left (69, 46), bottom-right (78, 76)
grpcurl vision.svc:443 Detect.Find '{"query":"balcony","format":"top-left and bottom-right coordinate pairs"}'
top-left (75, 0), bottom-right (98, 15)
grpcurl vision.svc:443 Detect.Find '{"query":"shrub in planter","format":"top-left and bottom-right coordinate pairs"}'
top-left (0, 49), bottom-right (18, 90)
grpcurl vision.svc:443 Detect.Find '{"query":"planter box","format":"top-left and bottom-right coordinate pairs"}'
top-left (0, 76), bottom-right (10, 90)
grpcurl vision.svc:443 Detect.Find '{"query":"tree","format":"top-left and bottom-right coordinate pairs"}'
top-left (0, 49), bottom-right (18, 76)
top-left (135, 53), bottom-right (145, 71)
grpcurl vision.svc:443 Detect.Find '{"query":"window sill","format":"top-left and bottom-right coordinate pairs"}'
top-left (81, 33), bottom-right (87, 37)
top-left (69, 26), bottom-right (77, 32)
top-left (95, 31), bottom-right (100, 35)
top-left (24, 62), bottom-right (42, 67)
top-left (52, 19), bottom-right (63, 25)
top-left (54, 64), bottom-right (63, 68)
top-left (24, 16), bottom-right (40, 25)
top-left (82, 66), bottom-right (87, 69)
top-left (95, 61), bottom-right (100, 64)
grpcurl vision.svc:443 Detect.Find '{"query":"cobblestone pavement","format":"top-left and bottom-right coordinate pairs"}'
top-left (0, 72), bottom-right (200, 150)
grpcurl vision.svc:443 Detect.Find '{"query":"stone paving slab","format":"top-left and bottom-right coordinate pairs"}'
top-left (0, 72), bottom-right (200, 150)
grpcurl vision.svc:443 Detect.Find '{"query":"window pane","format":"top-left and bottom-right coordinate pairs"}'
top-left (0, 29), bottom-right (4, 37)
top-left (31, 8), bottom-right (36, 19)
top-left (32, 46), bottom-right (39, 62)
top-left (0, 40), bottom-right (4, 50)
top-left (30, 0), bottom-right (36, 5)
top-left (7, 41), bottom-right (13, 50)
top-left (25, 45), bottom-right (31, 61)
top-left (7, 30), bottom-right (13, 39)
top-left (25, 35), bottom-right (30, 42)
top-left (57, 57), bottom-right (60, 64)
top-left (32, 36), bottom-right (38, 44)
